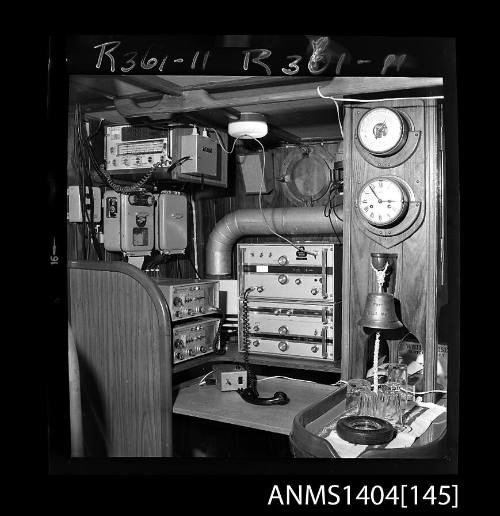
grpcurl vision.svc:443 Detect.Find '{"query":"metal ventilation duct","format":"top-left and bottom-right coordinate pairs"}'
top-left (205, 204), bottom-right (343, 278)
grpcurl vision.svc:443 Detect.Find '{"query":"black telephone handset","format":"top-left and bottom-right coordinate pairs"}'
top-left (239, 287), bottom-right (290, 406)
top-left (237, 387), bottom-right (289, 406)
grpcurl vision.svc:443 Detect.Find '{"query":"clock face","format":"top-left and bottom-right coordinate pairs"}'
top-left (357, 108), bottom-right (407, 156)
top-left (358, 178), bottom-right (408, 227)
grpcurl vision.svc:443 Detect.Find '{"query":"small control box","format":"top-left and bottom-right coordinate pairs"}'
top-left (172, 317), bottom-right (220, 364)
top-left (179, 134), bottom-right (218, 177)
top-left (213, 364), bottom-right (247, 392)
top-left (153, 278), bottom-right (220, 321)
top-left (67, 186), bottom-right (102, 222)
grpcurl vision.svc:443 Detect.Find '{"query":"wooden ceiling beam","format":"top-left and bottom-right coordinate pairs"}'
top-left (114, 77), bottom-right (443, 118)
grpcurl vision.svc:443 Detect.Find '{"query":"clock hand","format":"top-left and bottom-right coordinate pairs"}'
top-left (369, 185), bottom-right (382, 202)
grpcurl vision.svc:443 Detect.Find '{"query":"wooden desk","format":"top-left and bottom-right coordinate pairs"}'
top-left (173, 377), bottom-right (341, 435)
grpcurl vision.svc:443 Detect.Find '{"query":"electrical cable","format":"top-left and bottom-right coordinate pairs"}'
top-left (316, 87), bottom-right (445, 142)
top-left (186, 252), bottom-right (201, 279)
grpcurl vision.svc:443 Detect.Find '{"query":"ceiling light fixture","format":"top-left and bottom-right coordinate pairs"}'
top-left (228, 112), bottom-right (268, 139)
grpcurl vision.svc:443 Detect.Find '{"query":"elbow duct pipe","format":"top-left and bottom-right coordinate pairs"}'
top-left (205, 204), bottom-right (343, 278)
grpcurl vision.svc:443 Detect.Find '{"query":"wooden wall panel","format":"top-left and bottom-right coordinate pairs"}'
top-left (341, 100), bottom-right (443, 400)
top-left (68, 263), bottom-right (172, 456)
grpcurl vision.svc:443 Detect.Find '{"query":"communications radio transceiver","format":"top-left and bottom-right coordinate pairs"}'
top-left (237, 242), bottom-right (342, 364)
top-left (103, 190), bottom-right (155, 256)
top-left (105, 125), bottom-right (170, 172)
top-left (152, 278), bottom-right (220, 322)
top-left (237, 243), bottom-right (342, 302)
top-left (172, 317), bottom-right (220, 364)
top-left (239, 300), bottom-right (341, 361)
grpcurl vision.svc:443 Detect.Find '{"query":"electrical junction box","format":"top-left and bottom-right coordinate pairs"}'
top-left (67, 186), bottom-right (101, 222)
top-left (179, 134), bottom-right (218, 177)
top-left (213, 364), bottom-right (247, 392)
top-left (102, 190), bottom-right (155, 256)
top-left (154, 191), bottom-right (187, 255)
top-left (237, 152), bottom-right (273, 194)
top-left (105, 124), bottom-right (170, 173)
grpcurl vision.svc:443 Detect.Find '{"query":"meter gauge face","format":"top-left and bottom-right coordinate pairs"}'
top-left (358, 177), bottom-right (409, 227)
top-left (357, 107), bottom-right (408, 156)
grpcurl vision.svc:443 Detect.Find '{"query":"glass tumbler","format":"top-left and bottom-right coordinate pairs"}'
top-left (345, 379), bottom-right (371, 414)
top-left (387, 363), bottom-right (409, 410)
top-left (376, 384), bottom-right (404, 429)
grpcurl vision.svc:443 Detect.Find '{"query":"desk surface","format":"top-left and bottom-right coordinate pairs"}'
top-left (173, 377), bottom-right (340, 435)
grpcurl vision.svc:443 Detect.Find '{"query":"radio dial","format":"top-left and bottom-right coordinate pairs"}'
top-left (278, 256), bottom-right (288, 266)
top-left (173, 297), bottom-right (183, 307)
top-left (176, 352), bottom-right (184, 360)
top-left (278, 325), bottom-right (289, 336)
top-left (200, 346), bottom-right (207, 353)
top-left (252, 340), bottom-right (260, 347)
top-left (257, 286), bottom-right (264, 293)
top-left (187, 349), bottom-right (195, 356)
top-left (174, 339), bottom-right (184, 349)
top-left (311, 346), bottom-right (319, 353)
top-left (295, 278), bottom-right (302, 285)
top-left (253, 325), bottom-right (260, 332)
top-left (311, 288), bottom-right (319, 295)
top-left (278, 341), bottom-right (289, 352)
top-left (278, 274), bottom-right (288, 285)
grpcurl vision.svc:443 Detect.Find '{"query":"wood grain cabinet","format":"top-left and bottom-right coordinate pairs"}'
top-left (68, 260), bottom-right (173, 457)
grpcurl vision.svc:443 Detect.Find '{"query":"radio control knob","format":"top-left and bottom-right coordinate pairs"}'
top-left (311, 288), bottom-right (319, 295)
top-left (173, 297), bottom-right (183, 306)
top-left (278, 341), bottom-right (288, 352)
top-left (253, 325), bottom-right (260, 332)
top-left (274, 309), bottom-right (281, 315)
top-left (174, 339), bottom-right (184, 349)
top-left (278, 325), bottom-right (289, 336)
top-left (295, 278), bottom-right (302, 285)
top-left (252, 340), bottom-right (260, 347)
top-left (176, 352), bottom-right (184, 360)
top-left (278, 256), bottom-right (288, 266)
top-left (286, 309), bottom-right (293, 316)
top-left (200, 346), bottom-right (207, 353)
top-left (311, 346), bottom-right (319, 353)
top-left (278, 274), bottom-right (288, 285)
top-left (187, 349), bottom-right (195, 356)
top-left (256, 286), bottom-right (264, 293)
top-left (187, 309), bottom-right (194, 315)
top-left (199, 307), bottom-right (205, 313)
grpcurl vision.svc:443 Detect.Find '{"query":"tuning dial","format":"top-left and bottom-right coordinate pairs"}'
top-left (311, 345), bottom-right (319, 353)
top-left (311, 288), bottom-right (319, 295)
top-left (187, 309), bottom-right (194, 315)
top-left (278, 274), bottom-right (288, 285)
top-left (173, 297), bottom-right (183, 307)
top-left (256, 286), bottom-right (264, 293)
top-left (253, 325), bottom-right (260, 332)
top-left (176, 352), bottom-right (184, 360)
top-left (174, 339), bottom-right (184, 349)
top-left (286, 309), bottom-right (293, 316)
top-left (252, 340), bottom-right (260, 347)
top-left (278, 325), bottom-right (289, 336)
top-left (295, 278), bottom-right (302, 285)
top-left (274, 309), bottom-right (281, 315)
top-left (278, 341), bottom-right (289, 352)
top-left (200, 346), bottom-right (207, 353)
top-left (278, 255), bottom-right (288, 266)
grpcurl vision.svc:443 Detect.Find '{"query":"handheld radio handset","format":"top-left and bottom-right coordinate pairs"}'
top-left (238, 286), bottom-right (289, 406)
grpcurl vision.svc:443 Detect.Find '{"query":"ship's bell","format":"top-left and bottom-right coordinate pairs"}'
top-left (359, 292), bottom-right (403, 329)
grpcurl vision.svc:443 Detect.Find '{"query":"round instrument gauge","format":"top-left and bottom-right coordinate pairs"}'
top-left (357, 108), bottom-right (408, 156)
top-left (358, 177), bottom-right (409, 227)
